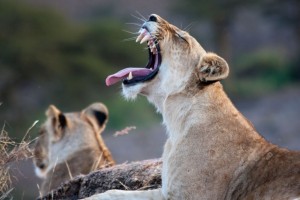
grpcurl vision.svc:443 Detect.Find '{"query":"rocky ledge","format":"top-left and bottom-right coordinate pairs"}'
top-left (39, 159), bottom-right (162, 200)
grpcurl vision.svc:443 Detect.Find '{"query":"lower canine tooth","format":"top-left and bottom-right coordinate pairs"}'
top-left (128, 72), bottom-right (133, 80)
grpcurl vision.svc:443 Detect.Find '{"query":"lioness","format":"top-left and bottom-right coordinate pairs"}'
top-left (33, 103), bottom-right (115, 196)
top-left (87, 14), bottom-right (300, 199)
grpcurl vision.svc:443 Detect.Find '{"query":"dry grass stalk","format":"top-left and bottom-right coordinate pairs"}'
top-left (114, 126), bottom-right (136, 137)
top-left (0, 121), bottom-right (37, 198)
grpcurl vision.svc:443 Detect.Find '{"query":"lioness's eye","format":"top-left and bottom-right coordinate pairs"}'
top-left (176, 33), bottom-right (188, 43)
top-left (38, 128), bottom-right (45, 135)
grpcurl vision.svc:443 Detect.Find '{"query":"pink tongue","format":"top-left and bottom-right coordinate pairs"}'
top-left (106, 68), bottom-right (153, 86)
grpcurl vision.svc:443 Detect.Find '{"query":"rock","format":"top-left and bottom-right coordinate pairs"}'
top-left (38, 159), bottom-right (162, 200)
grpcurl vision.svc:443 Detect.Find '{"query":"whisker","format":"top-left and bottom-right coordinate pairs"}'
top-left (125, 22), bottom-right (143, 27)
top-left (144, 45), bottom-right (151, 50)
top-left (122, 37), bottom-right (138, 42)
top-left (122, 29), bottom-right (139, 35)
top-left (131, 13), bottom-right (146, 23)
top-left (180, 22), bottom-right (183, 30)
top-left (184, 22), bottom-right (195, 32)
top-left (135, 11), bottom-right (147, 21)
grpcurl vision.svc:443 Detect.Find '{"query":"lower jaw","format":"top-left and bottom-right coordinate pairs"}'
top-left (121, 84), bottom-right (142, 99)
top-left (122, 64), bottom-right (159, 85)
top-left (122, 44), bottom-right (161, 86)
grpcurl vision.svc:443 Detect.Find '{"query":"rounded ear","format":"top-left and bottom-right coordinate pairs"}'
top-left (82, 103), bottom-right (108, 133)
top-left (197, 52), bottom-right (229, 82)
top-left (46, 105), bottom-right (60, 118)
top-left (45, 105), bottom-right (68, 141)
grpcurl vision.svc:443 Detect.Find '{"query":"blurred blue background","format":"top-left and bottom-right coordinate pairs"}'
top-left (0, 0), bottom-right (299, 199)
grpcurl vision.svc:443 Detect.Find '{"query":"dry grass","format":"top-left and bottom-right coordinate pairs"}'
top-left (114, 126), bottom-right (136, 137)
top-left (0, 121), bottom-right (37, 199)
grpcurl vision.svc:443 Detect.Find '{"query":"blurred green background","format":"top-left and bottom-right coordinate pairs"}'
top-left (1, 0), bottom-right (299, 137)
top-left (0, 0), bottom-right (299, 199)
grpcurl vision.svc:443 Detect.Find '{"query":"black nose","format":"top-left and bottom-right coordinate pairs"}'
top-left (148, 15), bottom-right (157, 22)
top-left (39, 163), bottom-right (46, 169)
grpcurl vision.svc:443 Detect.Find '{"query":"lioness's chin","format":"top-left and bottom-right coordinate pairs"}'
top-left (122, 83), bottom-right (145, 100)
top-left (34, 166), bottom-right (48, 178)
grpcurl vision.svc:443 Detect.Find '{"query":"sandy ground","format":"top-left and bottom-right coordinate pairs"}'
top-left (9, 86), bottom-right (300, 199)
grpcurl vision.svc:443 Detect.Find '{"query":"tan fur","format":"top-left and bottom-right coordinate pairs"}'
top-left (85, 14), bottom-right (300, 200)
top-left (33, 103), bottom-right (115, 196)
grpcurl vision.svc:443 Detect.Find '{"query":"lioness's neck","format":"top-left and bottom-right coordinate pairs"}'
top-left (159, 82), bottom-right (262, 142)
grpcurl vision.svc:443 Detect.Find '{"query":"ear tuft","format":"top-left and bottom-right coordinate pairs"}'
top-left (45, 105), bottom-right (67, 142)
top-left (46, 105), bottom-right (61, 118)
top-left (82, 103), bottom-right (109, 133)
top-left (198, 52), bottom-right (229, 82)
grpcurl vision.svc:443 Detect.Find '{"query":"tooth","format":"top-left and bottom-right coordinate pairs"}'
top-left (136, 29), bottom-right (147, 43)
top-left (128, 72), bottom-right (133, 80)
top-left (136, 34), bottom-right (143, 43)
top-left (153, 49), bottom-right (157, 55)
top-left (140, 34), bottom-right (151, 44)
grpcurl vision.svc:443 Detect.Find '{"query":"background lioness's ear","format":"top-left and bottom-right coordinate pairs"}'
top-left (46, 105), bottom-right (68, 142)
top-left (82, 103), bottom-right (108, 134)
top-left (197, 52), bottom-right (229, 82)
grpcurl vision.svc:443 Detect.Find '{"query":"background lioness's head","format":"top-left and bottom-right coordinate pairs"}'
top-left (33, 102), bottom-right (111, 178)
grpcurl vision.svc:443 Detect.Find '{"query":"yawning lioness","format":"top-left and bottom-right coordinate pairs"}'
top-left (87, 14), bottom-right (300, 200)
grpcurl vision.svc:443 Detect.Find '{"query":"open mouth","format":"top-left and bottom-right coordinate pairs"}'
top-left (105, 28), bottom-right (162, 86)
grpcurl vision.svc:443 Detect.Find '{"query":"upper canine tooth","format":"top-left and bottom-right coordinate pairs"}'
top-left (140, 34), bottom-right (151, 44)
top-left (136, 34), bottom-right (143, 43)
top-left (128, 72), bottom-right (133, 80)
top-left (136, 29), bottom-right (147, 43)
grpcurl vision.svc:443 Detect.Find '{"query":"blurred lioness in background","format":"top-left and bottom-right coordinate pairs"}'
top-left (33, 102), bottom-right (115, 196)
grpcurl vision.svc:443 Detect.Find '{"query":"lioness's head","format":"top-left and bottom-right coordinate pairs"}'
top-left (33, 103), bottom-right (109, 178)
top-left (106, 14), bottom-right (229, 106)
